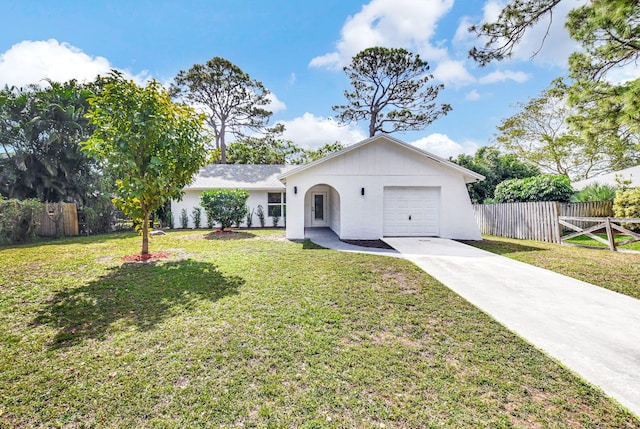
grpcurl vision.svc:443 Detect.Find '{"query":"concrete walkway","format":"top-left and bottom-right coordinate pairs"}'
top-left (305, 228), bottom-right (640, 417)
top-left (304, 227), bottom-right (402, 257)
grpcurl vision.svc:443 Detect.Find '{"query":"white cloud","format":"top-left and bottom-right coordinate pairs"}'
top-left (278, 113), bottom-right (367, 149)
top-left (479, 69), bottom-right (530, 84)
top-left (410, 133), bottom-right (478, 158)
top-left (288, 72), bottom-right (297, 85)
top-left (265, 92), bottom-right (286, 113)
top-left (465, 89), bottom-right (481, 101)
top-left (604, 62), bottom-right (640, 84)
top-left (453, 16), bottom-right (475, 47)
top-left (0, 39), bottom-right (148, 88)
top-left (433, 59), bottom-right (476, 86)
top-left (309, 0), bottom-right (455, 70)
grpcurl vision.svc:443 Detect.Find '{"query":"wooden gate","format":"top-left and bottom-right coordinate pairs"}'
top-left (559, 216), bottom-right (640, 251)
top-left (38, 203), bottom-right (79, 237)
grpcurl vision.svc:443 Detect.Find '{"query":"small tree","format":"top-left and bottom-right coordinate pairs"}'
top-left (245, 208), bottom-right (254, 228)
top-left (494, 174), bottom-right (574, 203)
top-left (200, 189), bottom-right (249, 231)
top-left (256, 204), bottom-right (266, 227)
top-left (180, 209), bottom-right (189, 229)
top-left (83, 71), bottom-right (208, 255)
top-left (191, 207), bottom-right (202, 229)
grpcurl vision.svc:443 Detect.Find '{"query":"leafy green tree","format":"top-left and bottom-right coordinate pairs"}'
top-left (494, 174), bottom-right (574, 203)
top-left (0, 80), bottom-right (100, 203)
top-left (333, 47), bottom-right (451, 137)
top-left (301, 142), bottom-right (346, 163)
top-left (227, 125), bottom-right (304, 164)
top-left (451, 146), bottom-right (539, 203)
top-left (83, 71), bottom-right (208, 255)
top-left (469, 0), bottom-right (639, 75)
top-left (200, 189), bottom-right (249, 231)
top-left (566, 78), bottom-right (640, 172)
top-left (171, 57), bottom-right (272, 164)
top-left (494, 85), bottom-right (598, 179)
top-left (496, 80), bottom-right (638, 179)
top-left (470, 0), bottom-right (640, 172)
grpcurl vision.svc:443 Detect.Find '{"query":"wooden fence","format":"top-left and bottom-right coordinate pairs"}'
top-left (559, 216), bottom-right (640, 251)
top-left (473, 201), bottom-right (614, 243)
top-left (38, 202), bottom-right (79, 237)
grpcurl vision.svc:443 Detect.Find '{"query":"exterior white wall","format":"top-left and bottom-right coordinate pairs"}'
top-left (171, 189), bottom-right (283, 229)
top-left (284, 139), bottom-right (481, 240)
top-left (328, 186), bottom-right (341, 235)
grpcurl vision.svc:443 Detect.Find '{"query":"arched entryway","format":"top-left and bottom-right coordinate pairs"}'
top-left (304, 184), bottom-right (341, 235)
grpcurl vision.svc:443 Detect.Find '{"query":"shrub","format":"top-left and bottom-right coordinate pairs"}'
top-left (206, 213), bottom-right (214, 229)
top-left (167, 210), bottom-right (174, 229)
top-left (200, 189), bottom-right (249, 231)
top-left (256, 205), bottom-right (266, 228)
top-left (571, 183), bottom-right (617, 202)
top-left (191, 207), bottom-right (202, 229)
top-left (180, 208), bottom-right (189, 229)
top-left (83, 195), bottom-right (115, 234)
top-left (494, 174), bottom-right (574, 203)
top-left (613, 188), bottom-right (640, 232)
top-left (272, 214), bottom-right (280, 228)
top-left (246, 208), bottom-right (254, 228)
top-left (0, 198), bottom-right (42, 244)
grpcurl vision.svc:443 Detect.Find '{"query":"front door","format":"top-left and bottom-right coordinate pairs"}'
top-left (311, 192), bottom-right (328, 226)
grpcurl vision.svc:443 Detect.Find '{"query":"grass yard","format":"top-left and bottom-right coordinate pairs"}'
top-left (465, 236), bottom-right (640, 300)
top-left (1, 230), bottom-right (639, 428)
top-left (564, 233), bottom-right (640, 251)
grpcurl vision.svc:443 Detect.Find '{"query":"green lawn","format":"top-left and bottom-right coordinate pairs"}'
top-left (1, 230), bottom-right (639, 428)
top-left (465, 236), bottom-right (640, 300)
top-left (564, 232), bottom-right (640, 251)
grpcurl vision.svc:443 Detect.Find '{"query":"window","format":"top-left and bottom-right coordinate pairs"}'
top-left (267, 192), bottom-right (286, 217)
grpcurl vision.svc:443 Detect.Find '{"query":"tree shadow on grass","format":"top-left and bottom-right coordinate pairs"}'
top-left (301, 239), bottom-right (327, 250)
top-left (202, 231), bottom-right (256, 240)
top-left (33, 259), bottom-right (243, 349)
top-left (460, 239), bottom-right (547, 255)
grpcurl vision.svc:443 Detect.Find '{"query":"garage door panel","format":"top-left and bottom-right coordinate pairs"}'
top-left (383, 187), bottom-right (439, 236)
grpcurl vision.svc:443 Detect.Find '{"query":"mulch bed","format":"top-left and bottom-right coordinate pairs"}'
top-left (340, 239), bottom-right (395, 250)
top-left (121, 251), bottom-right (172, 262)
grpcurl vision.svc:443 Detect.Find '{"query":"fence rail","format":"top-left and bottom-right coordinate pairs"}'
top-left (473, 201), bottom-right (614, 243)
top-left (559, 216), bottom-right (640, 251)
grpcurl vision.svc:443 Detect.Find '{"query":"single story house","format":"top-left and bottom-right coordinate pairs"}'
top-left (171, 164), bottom-right (296, 229)
top-left (572, 165), bottom-right (640, 190)
top-left (173, 134), bottom-right (484, 240)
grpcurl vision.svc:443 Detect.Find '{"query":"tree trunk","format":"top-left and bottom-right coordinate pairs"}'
top-left (141, 209), bottom-right (150, 255)
top-left (219, 123), bottom-right (227, 164)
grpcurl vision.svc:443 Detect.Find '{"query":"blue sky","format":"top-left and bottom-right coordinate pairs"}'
top-left (0, 0), bottom-right (584, 158)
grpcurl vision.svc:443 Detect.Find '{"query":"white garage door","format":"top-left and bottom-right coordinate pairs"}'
top-left (383, 187), bottom-right (440, 236)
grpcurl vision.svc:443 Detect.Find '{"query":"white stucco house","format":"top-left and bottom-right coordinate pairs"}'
top-left (173, 134), bottom-right (484, 240)
top-left (572, 165), bottom-right (640, 190)
top-left (171, 164), bottom-right (295, 229)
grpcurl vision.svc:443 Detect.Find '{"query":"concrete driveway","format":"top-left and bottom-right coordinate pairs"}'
top-left (382, 237), bottom-right (640, 417)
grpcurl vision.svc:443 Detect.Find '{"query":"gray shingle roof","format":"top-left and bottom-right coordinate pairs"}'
top-left (185, 164), bottom-right (296, 190)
